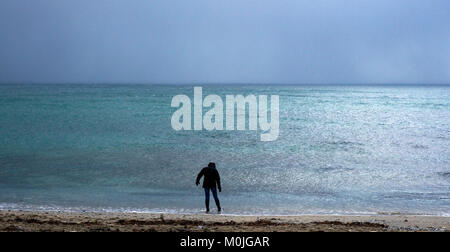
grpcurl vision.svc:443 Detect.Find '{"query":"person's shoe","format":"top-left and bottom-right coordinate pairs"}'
top-left (205, 209), bottom-right (210, 214)
top-left (217, 208), bottom-right (221, 213)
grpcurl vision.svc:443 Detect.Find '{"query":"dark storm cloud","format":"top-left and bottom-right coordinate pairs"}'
top-left (0, 0), bottom-right (449, 84)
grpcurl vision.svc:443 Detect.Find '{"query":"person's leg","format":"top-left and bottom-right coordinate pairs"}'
top-left (204, 188), bottom-right (210, 212)
top-left (211, 187), bottom-right (221, 212)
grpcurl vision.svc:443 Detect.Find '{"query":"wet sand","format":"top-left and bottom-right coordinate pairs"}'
top-left (0, 210), bottom-right (448, 232)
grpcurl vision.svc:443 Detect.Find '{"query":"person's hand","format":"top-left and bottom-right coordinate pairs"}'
top-left (218, 187), bottom-right (222, 192)
top-left (196, 181), bottom-right (199, 186)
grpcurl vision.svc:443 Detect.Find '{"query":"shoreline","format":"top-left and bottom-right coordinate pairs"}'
top-left (0, 210), bottom-right (448, 232)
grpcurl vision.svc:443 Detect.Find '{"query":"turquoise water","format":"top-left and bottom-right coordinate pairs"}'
top-left (0, 84), bottom-right (449, 215)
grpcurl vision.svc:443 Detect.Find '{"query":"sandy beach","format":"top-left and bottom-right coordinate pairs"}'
top-left (0, 210), bottom-right (448, 232)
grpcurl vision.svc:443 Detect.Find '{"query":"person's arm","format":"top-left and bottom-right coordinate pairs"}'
top-left (216, 170), bottom-right (221, 192)
top-left (196, 168), bottom-right (205, 186)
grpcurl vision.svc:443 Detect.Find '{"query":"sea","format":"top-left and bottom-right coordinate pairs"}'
top-left (0, 84), bottom-right (449, 216)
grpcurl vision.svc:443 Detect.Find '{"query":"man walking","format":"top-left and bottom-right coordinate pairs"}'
top-left (196, 162), bottom-right (222, 213)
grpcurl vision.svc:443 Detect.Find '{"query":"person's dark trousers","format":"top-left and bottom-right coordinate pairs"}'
top-left (204, 187), bottom-right (221, 211)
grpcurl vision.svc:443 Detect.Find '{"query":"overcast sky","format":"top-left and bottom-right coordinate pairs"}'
top-left (0, 0), bottom-right (449, 84)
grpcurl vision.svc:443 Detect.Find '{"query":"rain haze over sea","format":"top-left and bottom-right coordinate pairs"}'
top-left (0, 1), bottom-right (449, 215)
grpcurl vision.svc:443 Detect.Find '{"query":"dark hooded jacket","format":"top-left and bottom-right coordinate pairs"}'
top-left (196, 166), bottom-right (221, 190)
